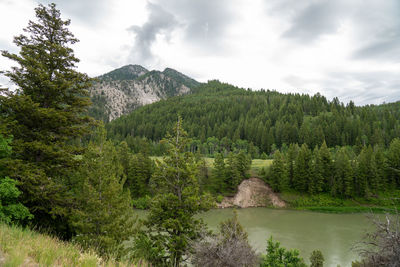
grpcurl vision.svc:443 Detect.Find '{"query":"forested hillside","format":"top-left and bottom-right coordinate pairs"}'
top-left (106, 80), bottom-right (400, 154)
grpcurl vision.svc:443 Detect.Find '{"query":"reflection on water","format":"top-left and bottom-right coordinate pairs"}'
top-left (135, 208), bottom-right (372, 266)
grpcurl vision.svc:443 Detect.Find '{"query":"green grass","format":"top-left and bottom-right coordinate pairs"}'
top-left (0, 223), bottom-right (145, 267)
top-left (150, 156), bottom-right (272, 177)
top-left (280, 192), bottom-right (400, 214)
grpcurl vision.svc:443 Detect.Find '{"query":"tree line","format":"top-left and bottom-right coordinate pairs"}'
top-left (106, 80), bottom-right (400, 154)
top-left (266, 140), bottom-right (400, 197)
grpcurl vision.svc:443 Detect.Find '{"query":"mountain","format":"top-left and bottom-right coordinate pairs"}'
top-left (106, 80), bottom-right (400, 153)
top-left (88, 65), bottom-right (200, 122)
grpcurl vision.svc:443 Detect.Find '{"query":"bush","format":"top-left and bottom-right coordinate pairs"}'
top-left (0, 177), bottom-right (32, 224)
top-left (191, 211), bottom-right (257, 267)
top-left (260, 236), bottom-right (307, 267)
top-left (310, 250), bottom-right (324, 267)
top-left (132, 196), bottom-right (152, 209)
top-left (216, 195), bottom-right (224, 203)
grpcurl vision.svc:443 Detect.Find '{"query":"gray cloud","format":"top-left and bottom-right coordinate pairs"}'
top-left (127, 2), bottom-right (178, 65)
top-left (283, 71), bottom-right (400, 105)
top-left (154, 0), bottom-right (235, 51)
top-left (322, 71), bottom-right (400, 105)
top-left (127, 0), bottom-right (236, 64)
top-left (40, 0), bottom-right (108, 26)
top-left (351, 1), bottom-right (400, 61)
top-left (268, 0), bottom-right (400, 62)
top-left (281, 1), bottom-right (345, 43)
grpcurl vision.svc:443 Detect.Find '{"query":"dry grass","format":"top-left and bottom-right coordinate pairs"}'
top-left (0, 223), bottom-right (146, 267)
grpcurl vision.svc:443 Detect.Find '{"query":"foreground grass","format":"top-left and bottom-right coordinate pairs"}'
top-left (0, 223), bottom-right (144, 267)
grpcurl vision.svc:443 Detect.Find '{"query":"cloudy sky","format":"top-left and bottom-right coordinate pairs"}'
top-left (1, 0), bottom-right (399, 105)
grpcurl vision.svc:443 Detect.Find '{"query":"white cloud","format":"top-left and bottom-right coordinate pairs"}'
top-left (0, 0), bottom-right (399, 105)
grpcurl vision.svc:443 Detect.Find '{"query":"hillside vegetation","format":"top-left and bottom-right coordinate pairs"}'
top-left (107, 80), bottom-right (400, 154)
top-left (0, 223), bottom-right (143, 267)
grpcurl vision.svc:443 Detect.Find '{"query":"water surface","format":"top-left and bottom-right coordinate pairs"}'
top-left (136, 208), bottom-right (372, 266)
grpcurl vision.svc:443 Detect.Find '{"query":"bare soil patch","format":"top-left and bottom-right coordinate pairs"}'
top-left (218, 178), bottom-right (286, 208)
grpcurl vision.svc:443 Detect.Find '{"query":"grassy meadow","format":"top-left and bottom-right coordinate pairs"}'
top-left (150, 156), bottom-right (272, 177)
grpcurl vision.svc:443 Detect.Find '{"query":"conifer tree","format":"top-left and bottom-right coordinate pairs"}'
top-left (225, 152), bottom-right (241, 194)
top-left (373, 146), bottom-right (387, 192)
top-left (134, 117), bottom-right (213, 266)
top-left (212, 152), bottom-right (226, 193)
top-left (294, 144), bottom-right (312, 192)
top-left (387, 138), bottom-right (400, 187)
top-left (356, 146), bottom-right (373, 197)
top-left (319, 141), bottom-right (333, 192)
top-left (70, 128), bottom-right (136, 257)
top-left (0, 3), bottom-right (95, 233)
top-left (269, 151), bottom-right (288, 192)
top-left (286, 143), bottom-right (299, 188)
top-left (311, 146), bottom-right (324, 194)
top-left (333, 148), bottom-right (354, 197)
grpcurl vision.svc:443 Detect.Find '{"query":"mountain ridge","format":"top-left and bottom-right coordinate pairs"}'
top-left (88, 65), bottom-right (200, 122)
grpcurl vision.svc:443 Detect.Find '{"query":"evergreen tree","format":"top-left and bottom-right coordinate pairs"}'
top-left (319, 141), bottom-right (333, 192)
top-left (269, 151), bottom-right (288, 192)
top-left (373, 146), bottom-right (387, 192)
top-left (333, 148), bottom-right (354, 197)
top-left (0, 3), bottom-right (95, 234)
top-left (311, 146), bottom-right (324, 194)
top-left (225, 152), bottom-right (241, 194)
top-left (356, 146), bottom-right (373, 197)
top-left (387, 138), bottom-right (400, 187)
top-left (212, 153), bottom-right (226, 193)
top-left (294, 144), bottom-right (312, 192)
top-left (286, 143), bottom-right (299, 188)
top-left (70, 128), bottom-right (136, 256)
top-left (134, 118), bottom-right (213, 266)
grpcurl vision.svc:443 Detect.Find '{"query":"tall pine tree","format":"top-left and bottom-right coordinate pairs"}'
top-left (0, 3), bottom-right (95, 234)
top-left (133, 117), bottom-right (214, 266)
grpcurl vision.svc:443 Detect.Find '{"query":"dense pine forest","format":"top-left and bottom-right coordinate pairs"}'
top-left (106, 80), bottom-right (400, 156)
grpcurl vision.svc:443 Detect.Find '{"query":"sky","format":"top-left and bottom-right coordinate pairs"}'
top-left (0, 0), bottom-right (399, 105)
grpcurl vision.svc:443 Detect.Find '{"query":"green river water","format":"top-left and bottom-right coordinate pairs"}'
top-left (136, 208), bottom-right (373, 267)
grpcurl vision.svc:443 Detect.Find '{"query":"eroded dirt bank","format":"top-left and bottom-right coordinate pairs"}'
top-left (217, 178), bottom-right (286, 208)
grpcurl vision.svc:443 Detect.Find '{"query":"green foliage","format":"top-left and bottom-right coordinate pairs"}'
top-left (268, 150), bottom-right (288, 192)
top-left (117, 141), bottom-right (154, 198)
top-left (0, 135), bottom-right (32, 224)
top-left (224, 151), bottom-right (251, 194)
top-left (107, 80), bottom-right (400, 155)
top-left (132, 195), bottom-right (152, 209)
top-left (387, 138), bottom-right (400, 187)
top-left (0, 3), bottom-right (95, 235)
top-left (216, 195), bottom-right (224, 203)
top-left (133, 118), bottom-right (214, 266)
top-left (260, 236), bottom-right (307, 267)
top-left (211, 153), bottom-right (226, 193)
top-left (70, 128), bottom-right (136, 257)
top-left (310, 250), bottom-right (324, 267)
top-left (0, 177), bottom-right (33, 224)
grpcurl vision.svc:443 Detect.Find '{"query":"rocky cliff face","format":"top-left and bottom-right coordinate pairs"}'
top-left (88, 65), bottom-right (199, 122)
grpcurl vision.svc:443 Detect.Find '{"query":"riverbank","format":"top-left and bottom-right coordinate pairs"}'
top-left (280, 191), bottom-right (400, 214)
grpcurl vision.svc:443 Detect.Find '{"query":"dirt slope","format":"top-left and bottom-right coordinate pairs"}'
top-left (218, 178), bottom-right (286, 208)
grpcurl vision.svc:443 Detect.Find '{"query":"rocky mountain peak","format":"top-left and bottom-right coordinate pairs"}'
top-left (99, 64), bottom-right (149, 81)
top-left (89, 65), bottom-right (200, 122)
